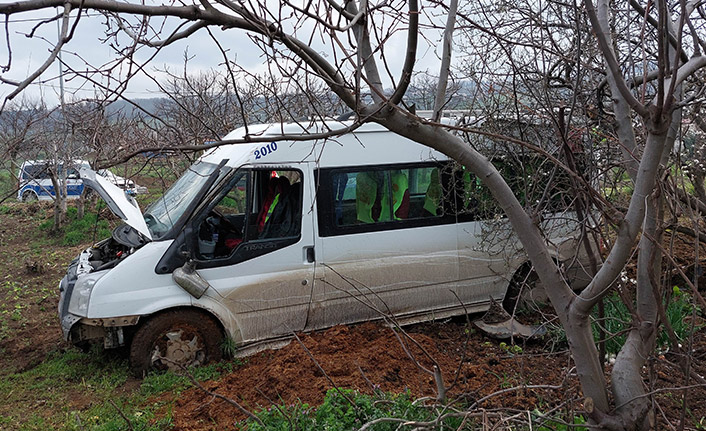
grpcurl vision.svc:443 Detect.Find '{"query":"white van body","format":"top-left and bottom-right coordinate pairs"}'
top-left (58, 120), bottom-right (597, 373)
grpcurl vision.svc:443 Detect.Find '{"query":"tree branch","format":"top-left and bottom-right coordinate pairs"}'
top-left (432, 0), bottom-right (458, 121)
top-left (388, 0), bottom-right (418, 106)
top-left (3, 2), bottom-right (72, 103)
top-left (583, 0), bottom-right (650, 118)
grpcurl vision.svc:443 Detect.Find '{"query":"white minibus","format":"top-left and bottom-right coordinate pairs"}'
top-left (58, 120), bottom-right (597, 375)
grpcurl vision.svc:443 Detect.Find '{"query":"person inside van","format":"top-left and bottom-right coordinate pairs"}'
top-left (261, 180), bottom-right (301, 239)
top-left (256, 175), bottom-right (290, 235)
top-left (355, 171), bottom-right (378, 223)
top-left (356, 170), bottom-right (410, 223)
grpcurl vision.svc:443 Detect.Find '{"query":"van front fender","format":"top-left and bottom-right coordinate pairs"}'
top-left (191, 293), bottom-right (243, 345)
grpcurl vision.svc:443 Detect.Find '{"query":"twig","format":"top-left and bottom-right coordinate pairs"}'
top-left (356, 362), bottom-right (377, 392)
top-left (291, 331), bottom-right (359, 410)
top-left (254, 387), bottom-right (295, 429)
top-left (469, 384), bottom-right (566, 410)
top-left (157, 356), bottom-right (264, 426)
top-left (108, 399), bottom-right (134, 431)
top-left (447, 290), bottom-right (474, 392)
top-left (74, 412), bottom-right (85, 431)
top-left (643, 230), bottom-right (706, 310)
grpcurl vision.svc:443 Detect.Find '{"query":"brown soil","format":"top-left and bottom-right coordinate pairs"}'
top-left (168, 319), bottom-right (706, 431)
top-left (168, 321), bottom-right (577, 430)
top-left (0, 202), bottom-right (77, 372)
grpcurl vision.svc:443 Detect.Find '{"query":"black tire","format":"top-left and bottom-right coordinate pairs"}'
top-left (21, 191), bottom-right (37, 202)
top-left (502, 268), bottom-right (541, 314)
top-left (129, 309), bottom-right (223, 377)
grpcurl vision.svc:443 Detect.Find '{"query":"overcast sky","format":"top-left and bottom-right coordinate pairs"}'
top-left (1, 5), bottom-right (443, 109)
top-left (1, 8), bottom-right (270, 106)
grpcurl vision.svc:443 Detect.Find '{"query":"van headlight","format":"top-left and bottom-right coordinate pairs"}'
top-left (68, 273), bottom-right (103, 316)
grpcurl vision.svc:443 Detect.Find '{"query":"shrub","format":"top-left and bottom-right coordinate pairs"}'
top-left (61, 211), bottom-right (111, 246)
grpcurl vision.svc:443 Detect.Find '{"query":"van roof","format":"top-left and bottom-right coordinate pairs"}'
top-left (200, 120), bottom-right (449, 168)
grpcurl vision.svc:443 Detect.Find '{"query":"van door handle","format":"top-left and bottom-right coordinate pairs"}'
top-left (305, 247), bottom-right (315, 263)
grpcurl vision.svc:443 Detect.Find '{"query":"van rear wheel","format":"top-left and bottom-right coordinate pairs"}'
top-left (503, 269), bottom-right (546, 314)
top-left (129, 310), bottom-right (223, 377)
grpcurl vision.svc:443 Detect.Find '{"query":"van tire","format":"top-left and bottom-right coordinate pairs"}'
top-left (129, 309), bottom-right (223, 377)
top-left (21, 191), bottom-right (37, 202)
top-left (503, 267), bottom-right (544, 314)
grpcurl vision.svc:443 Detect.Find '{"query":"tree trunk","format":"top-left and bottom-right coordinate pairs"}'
top-left (77, 191), bottom-right (85, 219)
top-left (376, 110), bottom-right (616, 415)
top-left (611, 190), bottom-right (662, 430)
top-left (49, 173), bottom-right (66, 230)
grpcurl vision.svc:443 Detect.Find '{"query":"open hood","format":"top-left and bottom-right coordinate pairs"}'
top-left (80, 169), bottom-right (152, 241)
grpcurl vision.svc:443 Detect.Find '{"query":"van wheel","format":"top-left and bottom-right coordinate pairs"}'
top-left (21, 191), bottom-right (37, 202)
top-left (503, 269), bottom-right (546, 314)
top-left (129, 310), bottom-right (222, 377)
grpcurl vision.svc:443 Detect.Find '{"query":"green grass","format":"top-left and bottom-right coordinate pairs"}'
top-left (531, 409), bottom-right (587, 431)
top-left (246, 388), bottom-right (465, 430)
top-left (0, 347), bottom-right (238, 431)
top-left (592, 289), bottom-right (703, 355)
top-left (0, 169), bottom-right (16, 202)
top-left (139, 360), bottom-right (236, 397)
top-left (39, 206), bottom-right (113, 246)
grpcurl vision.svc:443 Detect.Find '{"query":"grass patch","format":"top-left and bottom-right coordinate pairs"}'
top-left (532, 409), bottom-right (587, 431)
top-left (39, 206), bottom-right (113, 246)
top-left (139, 361), bottom-right (234, 397)
top-left (246, 388), bottom-right (465, 430)
top-left (592, 289), bottom-right (703, 355)
top-left (0, 348), bottom-right (129, 396)
top-left (0, 346), bottom-right (239, 431)
top-left (0, 168), bottom-right (16, 202)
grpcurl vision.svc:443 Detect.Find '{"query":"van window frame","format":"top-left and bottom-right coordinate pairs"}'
top-left (188, 166), bottom-right (305, 270)
top-left (316, 161), bottom-right (457, 237)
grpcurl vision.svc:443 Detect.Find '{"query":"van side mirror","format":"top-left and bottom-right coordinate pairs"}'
top-left (172, 257), bottom-right (211, 299)
top-left (170, 243), bottom-right (211, 299)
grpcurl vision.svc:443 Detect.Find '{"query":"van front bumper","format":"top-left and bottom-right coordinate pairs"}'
top-left (58, 275), bottom-right (140, 348)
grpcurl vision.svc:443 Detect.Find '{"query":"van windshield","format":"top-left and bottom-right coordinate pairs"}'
top-left (143, 161), bottom-right (221, 239)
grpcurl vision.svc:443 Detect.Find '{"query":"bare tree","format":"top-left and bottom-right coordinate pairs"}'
top-left (152, 68), bottom-right (243, 146)
top-left (0, 98), bottom-right (51, 202)
top-left (1, 1), bottom-right (705, 429)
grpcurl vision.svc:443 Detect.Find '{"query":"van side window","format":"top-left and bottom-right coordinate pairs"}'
top-left (317, 164), bottom-right (456, 237)
top-left (195, 169), bottom-right (302, 262)
top-left (22, 164), bottom-right (50, 180)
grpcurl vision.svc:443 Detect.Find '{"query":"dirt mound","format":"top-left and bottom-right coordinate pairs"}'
top-left (169, 321), bottom-right (574, 430)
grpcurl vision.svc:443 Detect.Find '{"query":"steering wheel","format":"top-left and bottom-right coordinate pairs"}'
top-left (210, 208), bottom-right (241, 235)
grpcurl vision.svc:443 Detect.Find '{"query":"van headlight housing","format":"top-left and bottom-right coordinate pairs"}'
top-left (68, 273), bottom-right (104, 316)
